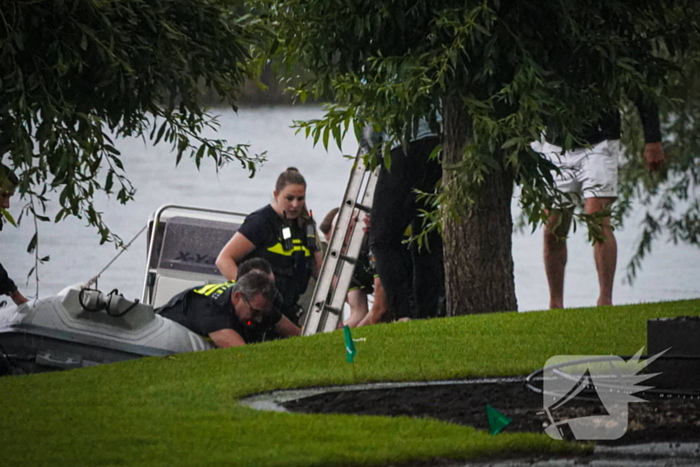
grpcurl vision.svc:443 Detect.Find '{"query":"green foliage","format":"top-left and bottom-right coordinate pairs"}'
top-left (1, 0), bottom-right (268, 246)
top-left (256, 0), bottom-right (698, 230)
top-left (618, 46), bottom-right (700, 282)
top-left (1, 208), bottom-right (17, 227)
top-left (2, 298), bottom-right (699, 465)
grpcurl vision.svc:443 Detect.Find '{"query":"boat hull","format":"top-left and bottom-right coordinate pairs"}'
top-left (0, 287), bottom-right (212, 375)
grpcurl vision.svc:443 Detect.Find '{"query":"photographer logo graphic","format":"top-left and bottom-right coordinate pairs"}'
top-left (542, 348), bottom-right (664, 440)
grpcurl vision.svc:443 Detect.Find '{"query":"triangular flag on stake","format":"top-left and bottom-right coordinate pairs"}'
top-left (487, 404), bottom-right (511, 435)
top-left (343, 325), bottom-right (356, 363)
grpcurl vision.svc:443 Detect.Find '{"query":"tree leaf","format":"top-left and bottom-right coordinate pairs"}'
top-left (501, 137), bottom-right (521, 149)
top-left (1, 208), bottom-right (17, 227)
top-left (27, 233), bottom-right (37, 253)
top-left (322, 126), bottom-right (330, 150)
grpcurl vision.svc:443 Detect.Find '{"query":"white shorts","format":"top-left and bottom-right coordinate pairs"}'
top-left (531, 139), bottom-right (621, 199)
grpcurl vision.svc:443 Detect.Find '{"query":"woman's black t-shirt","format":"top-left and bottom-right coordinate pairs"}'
top-left (236, 204), bottom-right (316, 323)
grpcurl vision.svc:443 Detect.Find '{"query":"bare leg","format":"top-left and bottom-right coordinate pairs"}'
top-left (585, 197), bottom-right (617, 306)
top-left (357, 277), bottom-right (391, 326)
top-left (543, 209), bottom-right (573, 309)
top-left (344, 289), bottom-right (369, 328)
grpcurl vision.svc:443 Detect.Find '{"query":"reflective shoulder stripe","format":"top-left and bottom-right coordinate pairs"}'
top-left (193, 281), bottom-right (235, 297)
top-left (267, 241), bottom-right (311, 257)
top-left (193, 284), bottom-right (219, 296)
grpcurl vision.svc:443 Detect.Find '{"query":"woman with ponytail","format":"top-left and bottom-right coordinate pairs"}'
top-left (216, 167), bottom-right (323, 325)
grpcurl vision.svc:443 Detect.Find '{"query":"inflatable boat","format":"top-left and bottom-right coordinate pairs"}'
top-left (0, 205), bottom-right (249, 375)
top-left (0, 204), bottom-right (321, 376)
top-left (0, 287), bottom-right (212, 375)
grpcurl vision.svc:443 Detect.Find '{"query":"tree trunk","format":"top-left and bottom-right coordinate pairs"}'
top-left (442, 99), bottom-right (518, 314)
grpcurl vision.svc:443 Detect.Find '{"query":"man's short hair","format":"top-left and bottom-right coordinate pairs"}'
top-left (232, 270), bottom-right (277, 304)
top-left (319, 207), bottom-right (339, 237)
top-left (236, 258), bottom-right (273, 280)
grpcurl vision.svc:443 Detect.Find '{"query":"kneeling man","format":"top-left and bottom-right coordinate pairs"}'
top-left (157, 270), bottom-right (300, 348)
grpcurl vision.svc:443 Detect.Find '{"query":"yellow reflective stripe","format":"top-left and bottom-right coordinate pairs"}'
top-left (193, 284), bottom-right (219, 296)
top-left (267, 241), bottom-right (311, 257)
top-left (193, 281), bottom-right (235, 296)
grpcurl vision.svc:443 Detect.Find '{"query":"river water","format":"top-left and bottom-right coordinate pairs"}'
top-left (2, 106), bottom-right (699, 312)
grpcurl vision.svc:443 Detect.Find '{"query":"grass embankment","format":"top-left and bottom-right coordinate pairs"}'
top-left (2, 299), bottom-right (698, 466)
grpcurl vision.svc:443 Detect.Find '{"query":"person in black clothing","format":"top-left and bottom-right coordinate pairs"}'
top-left (367, 125), bottom-right (445, 320)
top-left (157, 270), bottom-right (300, 348)
top-left (1, 163), bottom-right (28, 306)
top-left (216, 167), bottom-right (323, 325)
top-left (533, 101), bottom-right (665, 308)
top-left (236, 257), bottom-right (274, 280)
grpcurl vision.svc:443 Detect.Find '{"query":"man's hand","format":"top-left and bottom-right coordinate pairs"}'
top-left (10, 290), bottom-right (28, 305)
top-left (644, 142), bottom-right (664, 172)
top-left (208, 328), bottom-right (246, 348)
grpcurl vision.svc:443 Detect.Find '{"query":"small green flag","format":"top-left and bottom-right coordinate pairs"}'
top-left (343, 325), bottom-right (356, 363)
top-left (487, 405), bottom-right (511, 435)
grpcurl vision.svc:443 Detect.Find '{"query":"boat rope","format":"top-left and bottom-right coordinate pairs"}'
top-left (85, 224), bottom-right (148, 289)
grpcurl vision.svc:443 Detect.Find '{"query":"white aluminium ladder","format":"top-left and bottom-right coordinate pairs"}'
top-left (302, 150), bottom-right (380, 335)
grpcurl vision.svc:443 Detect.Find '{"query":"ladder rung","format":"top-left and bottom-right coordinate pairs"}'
top-left (327, 250), bottom-right (358, 265)
top-left (354, 202), bottom-right (371, 213)
top-left (338, 254), bottom-right (357, 265)
top-left (315, 305), bottom-right (342, 315)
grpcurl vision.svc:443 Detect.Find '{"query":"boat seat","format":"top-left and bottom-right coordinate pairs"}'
top-left (149, 216), bottom-right (242, 309)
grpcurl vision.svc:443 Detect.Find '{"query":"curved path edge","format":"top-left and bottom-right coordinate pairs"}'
top-left (240, 377), bottom-right (700, 465)
top-left (239, 376), bottom-right (524, 412)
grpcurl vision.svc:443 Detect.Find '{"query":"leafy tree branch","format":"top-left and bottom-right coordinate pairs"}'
top-left (1, 0), bottom-right (268, 248)
top-left (255, 0), bottom-right (700, 312)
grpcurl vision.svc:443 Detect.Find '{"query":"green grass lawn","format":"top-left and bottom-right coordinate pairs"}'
top-left (2, 299), bottom-right (698, 466)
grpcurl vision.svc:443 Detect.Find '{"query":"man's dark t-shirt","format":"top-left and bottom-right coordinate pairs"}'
top-left (546, 101), bottom-right (662, 149)
top-left (157, 283), bottom-right (282, 343)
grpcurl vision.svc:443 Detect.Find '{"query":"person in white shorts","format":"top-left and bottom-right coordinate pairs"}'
top-left (534, 103), bottom-right (665, 309)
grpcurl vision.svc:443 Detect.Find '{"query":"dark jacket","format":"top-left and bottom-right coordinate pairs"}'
top-left (0, 263), bottom-right (17, 296)
top-left (546, 101), bottom-right (662, 149)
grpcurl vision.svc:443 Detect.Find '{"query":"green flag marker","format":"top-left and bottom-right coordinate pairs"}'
top-left (487, 405), bottom-right (511, 435)
top-left (343, 325), bottom-right (356, 363)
